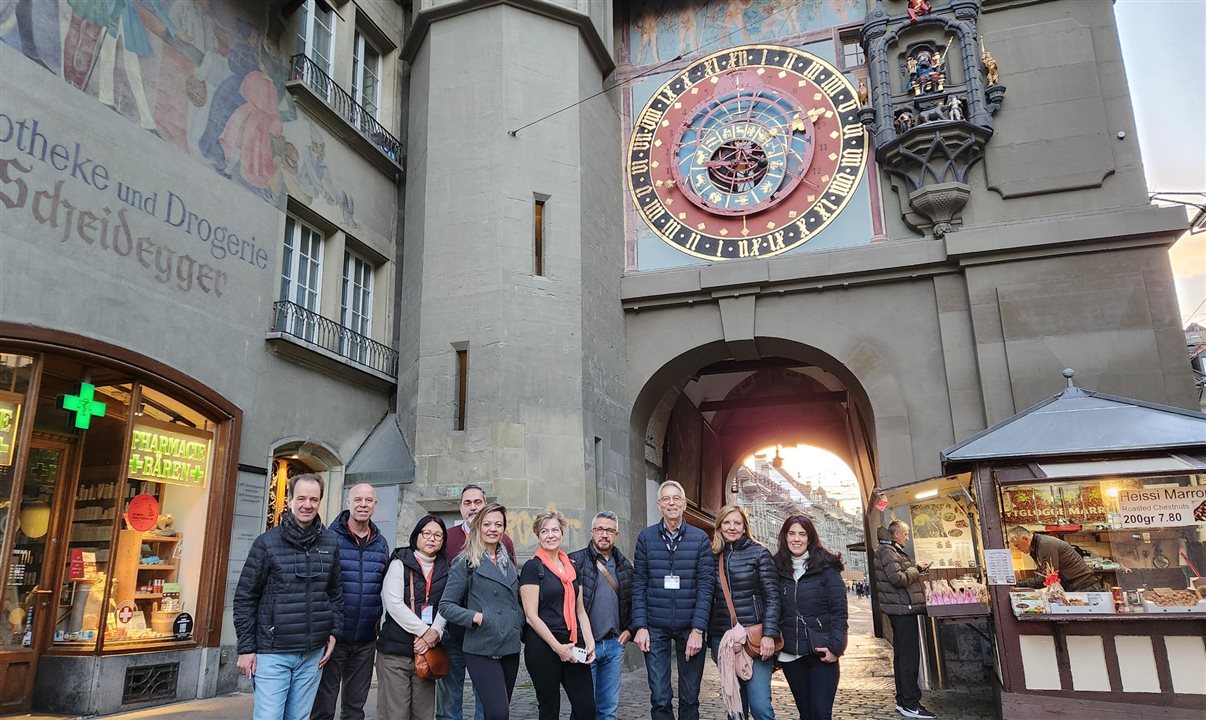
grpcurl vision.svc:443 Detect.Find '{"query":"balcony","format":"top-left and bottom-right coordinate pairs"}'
top-left (287, 53), bottom-right (404, 178)
top-left (266, 301), bottom-right (398, 390)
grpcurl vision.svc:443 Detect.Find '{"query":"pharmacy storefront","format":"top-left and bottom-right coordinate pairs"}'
top-left (0, 336), bottom-right (238, 715)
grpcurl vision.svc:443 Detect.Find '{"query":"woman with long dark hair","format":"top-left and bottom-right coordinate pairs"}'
top-left (439, 503), bottom-right (523, 720)
top-left (773, 515), bottom-right (848, 720)
top-left (708, 503), bottom-right (780, 720)
top-left (378, 515), bottom-right (449, 719)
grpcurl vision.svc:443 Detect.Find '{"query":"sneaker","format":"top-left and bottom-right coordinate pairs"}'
top-left (896, 705), bottom-right (920, 718)
top-left (913, 704), bottom-right (937, 719)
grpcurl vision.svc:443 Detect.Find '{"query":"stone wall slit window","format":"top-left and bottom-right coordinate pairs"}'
top-left (454, 347), bottom-right (468, 431)
top-left (534, 196), bottom-right (547, 276)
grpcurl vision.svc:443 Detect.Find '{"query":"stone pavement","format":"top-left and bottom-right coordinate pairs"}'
top-left (31, 598), bottom-right (997, 719)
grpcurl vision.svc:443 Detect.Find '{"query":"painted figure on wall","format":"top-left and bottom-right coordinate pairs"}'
top-left (626, 0), bottom-right (868, 68)
top-left (0, 0), bottom-right (53, 70)
top-left (64, 0), bottom-right (157, 130)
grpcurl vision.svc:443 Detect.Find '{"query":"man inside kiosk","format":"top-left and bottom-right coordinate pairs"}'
top-left (1007, 526), bottom-right (1103, 592)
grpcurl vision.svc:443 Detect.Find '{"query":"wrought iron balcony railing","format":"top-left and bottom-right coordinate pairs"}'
top-left (289, 53), bottom-right (403, 166)
top-left (271, 300), bottom-right (398, 378)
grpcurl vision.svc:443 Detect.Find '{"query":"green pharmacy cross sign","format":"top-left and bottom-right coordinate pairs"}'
top-left (60, 383), bottom-right (107, 430)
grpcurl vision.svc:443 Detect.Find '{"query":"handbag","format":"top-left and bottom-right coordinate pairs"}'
top-left (718, 550), bottom-right (784, 659)
top-left (410, 567), bottom-right (449, 680)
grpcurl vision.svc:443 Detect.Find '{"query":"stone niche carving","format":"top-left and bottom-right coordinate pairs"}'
top-left (860, 0), bottom-right (1005, 238)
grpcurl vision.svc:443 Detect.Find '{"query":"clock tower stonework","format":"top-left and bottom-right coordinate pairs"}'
top-left (397, 1), bottom-right (629, 548)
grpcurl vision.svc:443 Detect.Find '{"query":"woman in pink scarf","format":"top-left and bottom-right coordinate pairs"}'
top-left (218, 68), bottom-right (282, 190)
top-left (519, 510), bottom-right (596, 720)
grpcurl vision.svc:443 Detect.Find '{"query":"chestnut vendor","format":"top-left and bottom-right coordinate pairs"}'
top-left (1007, 526), bottom-right (1102, 591)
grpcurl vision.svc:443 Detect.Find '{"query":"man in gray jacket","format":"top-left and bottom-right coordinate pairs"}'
top-left (874, 521), bottom-right (934, 720)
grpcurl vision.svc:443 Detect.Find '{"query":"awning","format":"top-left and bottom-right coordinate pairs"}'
top-left (345, 413), bottom-right (415, 485)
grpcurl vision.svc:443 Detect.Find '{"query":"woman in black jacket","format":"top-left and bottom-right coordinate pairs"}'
top-left (709, 503), bottom-right (780, 720)
top-left (774, 515), bottom-right (848, 720)
top-left (378, 515), bottom-right (450, 720)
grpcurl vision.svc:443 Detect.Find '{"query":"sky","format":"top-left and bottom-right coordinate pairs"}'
top-left (745, 445), bottom-right (864, 513)
top-left (1115, 0), bottom-right (1206, 325)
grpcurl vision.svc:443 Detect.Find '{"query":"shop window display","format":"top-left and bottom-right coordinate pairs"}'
top-left (1, 354), bottom-right (36, 651)
top-left (1002, 474), bottom-right (1206, 615)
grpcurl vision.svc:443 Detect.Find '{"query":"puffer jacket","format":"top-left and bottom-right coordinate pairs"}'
top-left (709, 537), bottom-right (780, 639)
top-left (633, 521), bottom-right (715, 633)
top-left (377, 547), bottom-right (449, 657)
top-left (569, 544), bottom-right (634, 636)
top-left (331, 510), bottom-right (390, 643)
top-left (234, 511), bottom-right (343, 654)
top-left (874, 526), bottom-right (926, 615)
top-left (779, 553), bottom-right (848, 656)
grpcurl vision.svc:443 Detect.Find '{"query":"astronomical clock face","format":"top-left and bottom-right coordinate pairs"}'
top-left (628, 45), bottom-right (868, 260)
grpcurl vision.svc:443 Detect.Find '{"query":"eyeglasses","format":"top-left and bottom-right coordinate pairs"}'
top-left (592, 527), bottom-right (618, 535)
top-left (658, 495), bottom-right (684, 505)
top-left (419, 531), bottom-right (444, 540)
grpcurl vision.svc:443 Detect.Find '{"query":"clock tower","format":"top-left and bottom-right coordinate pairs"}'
top-left (396, 2), bottom-right (628, 545)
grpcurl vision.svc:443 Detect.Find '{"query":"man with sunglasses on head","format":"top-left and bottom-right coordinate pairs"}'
top-left (569, 511), bottom-right (634, 720)
top-left (632, 481), bottom-right (715, 720)
top-left (437, 485), bottom-right (516, 720)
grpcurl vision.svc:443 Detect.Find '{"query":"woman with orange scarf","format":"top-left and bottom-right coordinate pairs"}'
top-left (519, 510), bottom-right (597, 720)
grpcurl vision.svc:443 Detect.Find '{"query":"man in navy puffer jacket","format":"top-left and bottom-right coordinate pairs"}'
top-left (310, 484), bottom-right (390, 720)
top-left (633, 480), bottom-right (716, 720)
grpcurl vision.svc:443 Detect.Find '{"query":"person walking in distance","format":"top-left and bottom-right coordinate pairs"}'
top-left (568, 511), bottom-right (634, 720)
top-left (439, 503), bottom-right (524, 720)
top-left (439, 485), bottom-right (515, 720)
top-left (520, 510), bottom-right (596, 720)
top-left (378, 515), bottom-right (451, 720)
top-left (774, 515), bottom-right (848, 720)
top-left (632, 480), bottom-right (716, 720)
top-left (234, 473), bottom-right (343, 720)
top-left (311, 484), bottom-right (389, 720)
top-left (875, 520), bottom-right (935, 719)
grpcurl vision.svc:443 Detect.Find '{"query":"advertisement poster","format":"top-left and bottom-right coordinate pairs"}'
top-left (910, 500), bottom-right (976, 569)
top-left (1117, 485), bottom-right (1206, 528)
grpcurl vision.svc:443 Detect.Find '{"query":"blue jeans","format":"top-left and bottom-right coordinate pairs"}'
top-left (437, 636), bottom-right (485, 720)
top-left (709, 638), bottom-right (776, 720)
top-left (252, 649), bottom-right (324, 720)
top-left (590, 637), bottom-right (624, 720)
top-left (645, 628), bottom-right (705, 720)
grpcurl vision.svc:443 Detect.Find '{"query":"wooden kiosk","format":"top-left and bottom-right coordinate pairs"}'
top-left (940, 370), bottom-right (1206, 719)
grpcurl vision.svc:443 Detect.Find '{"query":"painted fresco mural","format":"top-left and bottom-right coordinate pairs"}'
top-left (626, 0), bottom-right (865, 67)
top-left (0, 0), bottom-right (367, 231)
top-left (625, 1), bottom-right (875, 271)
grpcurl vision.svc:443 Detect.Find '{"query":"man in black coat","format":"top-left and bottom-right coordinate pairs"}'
top-left (235, 474), bottom-right (343, 720)
top-left (569, 510), bottom-right (634, 720)
top-left (874, 521), bottom-right (935, 720)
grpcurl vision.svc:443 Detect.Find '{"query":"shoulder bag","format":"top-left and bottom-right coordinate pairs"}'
top-left (718, 551), bottom-right (784, 659)
top-left (410, 567), bottom-right (450, 680)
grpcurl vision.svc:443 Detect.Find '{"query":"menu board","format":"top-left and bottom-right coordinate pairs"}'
top-left (1002, 483), bottom-right (1109, 525)
top-left (910, 500), bottom-right (976, 569)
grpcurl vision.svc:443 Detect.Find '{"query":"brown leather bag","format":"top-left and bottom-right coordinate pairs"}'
top-left (718, 550), bottom-right (784, 659)
top-left (410, 567), bottom-right (450, 680)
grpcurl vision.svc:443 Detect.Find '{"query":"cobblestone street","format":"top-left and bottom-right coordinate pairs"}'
top-left (60, 598), bottom-right (997, 720)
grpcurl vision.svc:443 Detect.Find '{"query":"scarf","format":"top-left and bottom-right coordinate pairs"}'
top-left (537, 549), bottom-right (578, 643)
top-left (792, 552), bottom-right (809, 580)
top-left (281, 510), bottom-right (323, 550)
top-left (717, 623), bottom-right (753, 718)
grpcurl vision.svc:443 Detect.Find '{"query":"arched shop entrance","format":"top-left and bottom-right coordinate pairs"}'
top-left (0, 333), bottom-right (238, 714)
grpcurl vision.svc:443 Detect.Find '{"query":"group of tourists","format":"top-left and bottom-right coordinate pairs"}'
top-left (232, 475), bottom-right (861, 720)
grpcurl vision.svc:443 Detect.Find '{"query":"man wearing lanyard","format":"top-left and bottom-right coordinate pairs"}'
top-left (311, 484), bottom-right (390, 720)
top-left (569, 511), bottom-right (635, 720)
top-left (633, 481), bottom-right (716, 720)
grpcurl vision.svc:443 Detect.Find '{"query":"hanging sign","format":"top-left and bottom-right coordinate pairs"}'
top-left (128, 416), bottom-right (213, 488)
top-left (1117, 486), bottom-right (1206, 528)
top-left (0, 390), bottom-right (22, 466)
top-left (126, 493), bottom-right (160, 531)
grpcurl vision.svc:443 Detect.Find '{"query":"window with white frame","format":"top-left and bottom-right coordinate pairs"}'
top-left (340, 251), bottom-right (374, 363)
top-left (352, 31), bottom-right (381, 128)
top-left (297, 0), bottom-right (335, 96)
top-left (280, 215), bottom-right (324, 342)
